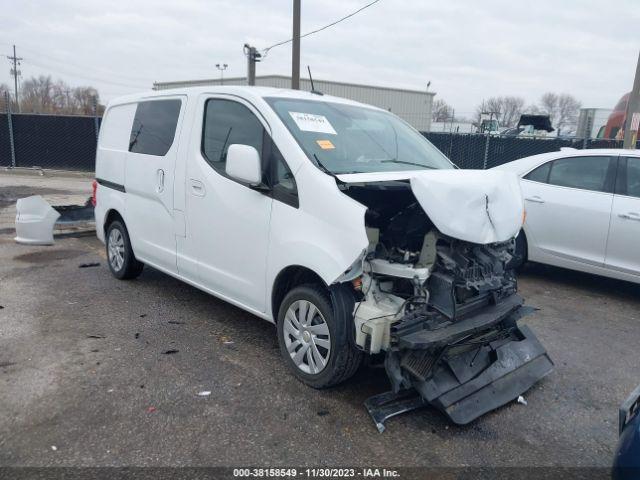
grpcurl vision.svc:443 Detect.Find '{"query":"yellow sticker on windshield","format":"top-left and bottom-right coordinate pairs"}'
top-left (316, 140), bottom-right (335, 150)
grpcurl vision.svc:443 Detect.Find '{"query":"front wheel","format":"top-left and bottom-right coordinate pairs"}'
top-left (277, 284), bottom-right (362, 389)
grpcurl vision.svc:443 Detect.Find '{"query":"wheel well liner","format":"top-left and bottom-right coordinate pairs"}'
top-left (104, 209), bottom-right (124, 232)
top-left (271, 266), bottom-right (327, 321)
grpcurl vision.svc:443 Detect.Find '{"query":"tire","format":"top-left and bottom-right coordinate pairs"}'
top-left (105, 220), bottom-right (144, 280)
top-left (508, 230), bottom-right (528, 271)
top-left (277, 284), bottom-right (363, 389)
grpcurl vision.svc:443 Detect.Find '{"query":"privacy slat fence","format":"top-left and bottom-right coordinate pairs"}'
top-left (0, 112), bottom-right (637, 172)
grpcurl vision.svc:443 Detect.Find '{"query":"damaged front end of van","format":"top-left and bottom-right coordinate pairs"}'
top-left (334, 169), bottom-right (554, 432)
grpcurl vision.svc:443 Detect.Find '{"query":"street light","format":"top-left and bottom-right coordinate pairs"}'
top-left (215, 63), bottom-right (228, 85)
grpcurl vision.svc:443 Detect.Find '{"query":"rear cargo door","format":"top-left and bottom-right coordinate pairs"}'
top-left (125, 96), bottom-right (186, 273)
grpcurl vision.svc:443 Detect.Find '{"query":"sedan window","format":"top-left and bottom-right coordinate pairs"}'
top-left (547, 156), bottom-right (612, 193)
top-left (625, 157), bottom-right (640, 198)
top-left (524, 162), bottom-right (551, 183)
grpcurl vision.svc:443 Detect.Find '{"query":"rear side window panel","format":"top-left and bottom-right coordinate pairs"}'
top-left (547, 156), bottom-right (614, 193)
top-left (524, 162), bottom-right (551, 183)
top-left (129, 99), bottom-right (182, 156)
top-left (616, 157), bottom-right (640, 198)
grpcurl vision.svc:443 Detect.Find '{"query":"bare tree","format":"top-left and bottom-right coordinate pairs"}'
top-left (474, 96), bottom-right (525, 128)
top-left (20, 75), bottom-right (55, 113)
top-left (538, 92), bottom-right (581, 133)
top-left (0, 83), bottom-right (11, 111)
top-left (18, 75), bottom-right (102, 115)
top-left (432, 98), bottom-right (453, 122)
top-left (539, 92), bottom-right (559, 124)
top-left (500, 96), bottom-right (525, 127)
top-left (556, 94), bottom-right (581, 132)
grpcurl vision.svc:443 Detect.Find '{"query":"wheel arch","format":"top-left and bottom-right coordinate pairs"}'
top-left (271, 265), bottom-right (328, 323)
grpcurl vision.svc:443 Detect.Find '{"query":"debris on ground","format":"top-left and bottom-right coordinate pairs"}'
top-left (168, 320), bottom-right (184, 324)
top-left (51, 446), bottom-right (57, 451)
top-left (0, 305), bottom-right (4, 309)
top-left (134, 333), bottom-right (140, 339)
top-left (517, 395), bottom-right (528, 406)
top-left (162, 349), bottom-right (179, 355)
top-left (139, 314), bottom-right (147, 318)
top-left (86, 335), bottom-right (105, 339)
top-left (146, 406), bottom-right (156, 414)
top-left (78, 262), bottom-right (100, 268)
top-left (220, 335), bottom-right (234, 344)
top-left (197, 391), bottom-right (211, 397)
top-left (317, 410), bottom-right (330, 417)
top-left (107, 389), bottom-right (114, 393)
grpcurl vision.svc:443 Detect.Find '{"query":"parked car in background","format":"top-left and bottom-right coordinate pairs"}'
top-left (94, 86), bottom-right (553, 431)
top-left (613, 384), bottom-right (640, 480)
top-left (495, 148), bottom-right (640, 284)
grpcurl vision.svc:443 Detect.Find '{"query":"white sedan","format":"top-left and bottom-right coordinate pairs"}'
top-left (495, 148), bottom-right (640, 284)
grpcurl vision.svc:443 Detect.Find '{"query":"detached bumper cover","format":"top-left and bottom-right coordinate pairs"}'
top-left (366, 296), bottom-right (553, 431)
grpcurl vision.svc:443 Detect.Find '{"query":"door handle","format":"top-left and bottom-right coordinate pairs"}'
top-left (190, 179), bottom-right (206, 197)
top-left (619, 212), bottom-right (640, 221)
top-left (157, 169), bottom-right (165, 193)
top-left (525, 196), bottom-right (545, 204)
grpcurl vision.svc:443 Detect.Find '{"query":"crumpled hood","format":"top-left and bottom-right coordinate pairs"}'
top-left (337, 169), bottom-right (524, 244)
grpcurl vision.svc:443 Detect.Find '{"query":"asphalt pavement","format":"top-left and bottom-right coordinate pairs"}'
top-left (1, 227), bottom-right (639, 467)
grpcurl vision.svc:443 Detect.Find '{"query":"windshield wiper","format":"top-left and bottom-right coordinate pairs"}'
top-left (380, 159), bottom-right (436, 169)
top-left (313, 154), bottom-right (347, 186)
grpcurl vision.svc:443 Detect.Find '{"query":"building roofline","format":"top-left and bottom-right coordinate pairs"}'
top-left (154, 74), bottom-right (436, 96)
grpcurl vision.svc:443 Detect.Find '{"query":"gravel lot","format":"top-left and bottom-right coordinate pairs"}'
top-left (0, 215), bottom-right (638, 467)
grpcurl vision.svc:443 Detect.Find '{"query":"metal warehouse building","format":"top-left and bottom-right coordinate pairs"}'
top-left (153, 75), bottom-right (434, 131)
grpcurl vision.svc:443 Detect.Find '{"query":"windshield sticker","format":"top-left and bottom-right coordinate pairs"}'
top-left (289, 112), bottom-right (337, 135)
top-left (316, 140), bottom-right (335, 150)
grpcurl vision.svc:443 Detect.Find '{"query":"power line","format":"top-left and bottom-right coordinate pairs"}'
top-left (262, 0), bottom-right (382, 56)
top-left (15, 44), bottom-right (154, 83)
top-left (25, 58), bottom-right (148, 89)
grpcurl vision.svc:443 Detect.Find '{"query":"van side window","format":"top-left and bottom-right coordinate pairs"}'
top-left (268, 140), bottom-right (299, 208)
top-left (129, 99), bottom-right (182, 156)
top-left (202, 99), bottom-right (264, 172)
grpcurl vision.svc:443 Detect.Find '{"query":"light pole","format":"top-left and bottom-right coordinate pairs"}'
top-left (215, 63), bottom-right (228, 85)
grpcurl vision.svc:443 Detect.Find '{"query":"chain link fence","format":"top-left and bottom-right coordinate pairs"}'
top-left (1, 93), bottom-right (639, 173)
top-left (1, 93), bottom-right (100, 171)
top-left (423, 132), bottom-right (640, 169)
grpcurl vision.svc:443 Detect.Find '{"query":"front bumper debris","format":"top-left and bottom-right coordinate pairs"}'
top-left (365, 295), bottom-right (553, 432)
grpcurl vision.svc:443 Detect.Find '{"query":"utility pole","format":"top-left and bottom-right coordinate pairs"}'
top-left (291, 0), bottom-right (301, 89)
top-left (6, 45), bottom-right (22, 113)
top-left (215, 63), bottom-right (228, 85)
top-left (243, 44), bottom-right (261, 86)
top-left (291, 0), bottom-right (301, 90)
top-left (623, 50), bottom-right (640, 149)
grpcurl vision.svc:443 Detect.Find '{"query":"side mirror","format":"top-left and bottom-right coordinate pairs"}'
top-left (225, 144), bottom-right (262, 185)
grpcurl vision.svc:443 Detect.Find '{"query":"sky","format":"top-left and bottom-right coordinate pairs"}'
top-left (0, 0), bottom-right (638, 118)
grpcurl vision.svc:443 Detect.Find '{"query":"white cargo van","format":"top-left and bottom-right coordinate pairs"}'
top-left (95, 86), bottom-right (553, 431)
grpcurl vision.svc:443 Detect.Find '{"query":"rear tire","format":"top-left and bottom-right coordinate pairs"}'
top-left (106, 220), bottom-right (144, 280)
top-left (277, 284), bottom-right (362, 389)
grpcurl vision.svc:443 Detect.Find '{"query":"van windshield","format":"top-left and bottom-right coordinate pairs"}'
top-left (265, 97), bottom-right (453, 174)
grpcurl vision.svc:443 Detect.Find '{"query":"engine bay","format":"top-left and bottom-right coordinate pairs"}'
top-left (342, 180), bottom-right (518, 353)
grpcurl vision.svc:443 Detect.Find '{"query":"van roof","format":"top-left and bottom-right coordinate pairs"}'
top-left (106, 85), bottom-right (379, 110)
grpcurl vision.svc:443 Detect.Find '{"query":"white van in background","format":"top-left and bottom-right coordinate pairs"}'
top-left (94, 86), bottom-right (552, 431)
